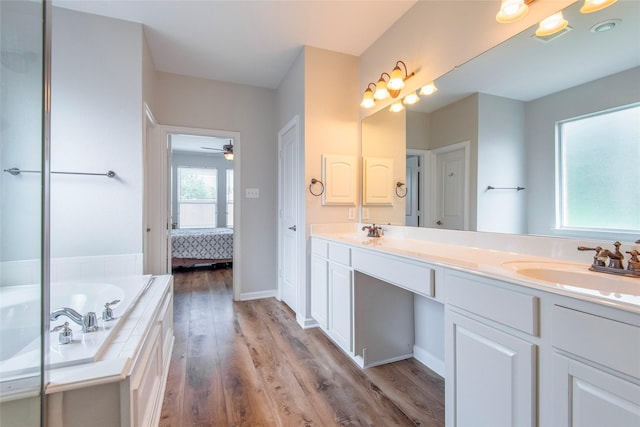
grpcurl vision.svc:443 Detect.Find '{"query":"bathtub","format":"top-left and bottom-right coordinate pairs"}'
top-left (0, 275), bottom-right (153, 396)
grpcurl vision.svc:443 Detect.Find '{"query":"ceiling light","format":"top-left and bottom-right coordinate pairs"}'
top-left (536, 12), bottom-right (569, 37)
top-left (403, 92), bottom-right (420, 105)
top-left (360, 83), bottom-right (376, 108)
top-left (580, 0), bottom-right (617, 14)
top-left (496, 0), bottom-right (529, 23)
top-left (389, 101), bottom-right (404, 113)
top-left (374, 74), bottom-right (391, 100)
top-left (419, 81), bottom-right (438, 96)
top-left (590, 18), bottom-right (621, 32)
top-left (388, 61), bottom-right (414, 91)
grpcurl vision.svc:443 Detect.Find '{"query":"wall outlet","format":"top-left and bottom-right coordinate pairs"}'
top-left (245, 188), bottom-right (259, 198)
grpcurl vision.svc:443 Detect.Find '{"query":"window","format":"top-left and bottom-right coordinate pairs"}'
top-left (226, 169), bottom-right (234, 228)
top-left (177, 167), bottom-right (217, 228)
top-left (557, 103), bottom-right (640, 233)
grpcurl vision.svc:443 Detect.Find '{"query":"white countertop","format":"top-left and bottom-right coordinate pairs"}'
top-left (310, 224), bottom-right (640, 313)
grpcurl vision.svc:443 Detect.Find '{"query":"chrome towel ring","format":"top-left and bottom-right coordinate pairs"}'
top-left (309, 178), bottom-right (325, 196)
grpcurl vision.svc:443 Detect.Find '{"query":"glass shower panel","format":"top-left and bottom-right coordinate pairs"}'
top-left (0, 1), bottom-right (44, 426)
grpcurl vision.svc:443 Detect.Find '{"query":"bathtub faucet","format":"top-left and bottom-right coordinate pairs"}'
top-left (50, 307), bottom-right (99, 333)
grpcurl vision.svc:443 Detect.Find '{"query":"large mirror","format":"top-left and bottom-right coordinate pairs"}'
top-left (361, 0), bottom-right (640, 238)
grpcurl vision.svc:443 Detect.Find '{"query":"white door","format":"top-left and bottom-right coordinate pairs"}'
top-left (433, 143), bottom-right (468, 230)
top-left (278, 118), bottom-right (299, 312)
top-left (405, 155), bottom-right (420, 226)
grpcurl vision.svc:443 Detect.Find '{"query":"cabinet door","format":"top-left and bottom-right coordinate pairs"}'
top-left (328, 263), bottom-right (353, 353)
top-left (310, 255), bottom-right (328, 329)
top-left (552, 353), bottom-right (640, 427)
top-left (447, 311), bottom-right (536, 427)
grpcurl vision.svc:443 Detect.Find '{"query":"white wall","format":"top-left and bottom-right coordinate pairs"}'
top-left (477, 93), bottom-right (526, 234)
top-left (51, 7), bottom-right (144, 258)
top-left (171, 152), bottom-right (233, 228)
top-left (525, 66), bottom-right (640, 237)
top-left (153, 72), bottom-right (277, 296)
top-left (0, 0), bottom-right (44, 264)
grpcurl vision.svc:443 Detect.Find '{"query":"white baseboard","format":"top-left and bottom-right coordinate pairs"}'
top-left (237, 289), bottom-right (277, 301)
top-left (297, 316), bottom-right (319, 329)
top-left (413, 345), bottom-right (445, 377)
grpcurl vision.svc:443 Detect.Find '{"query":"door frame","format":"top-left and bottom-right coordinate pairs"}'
top-left (426, 140), bottom-right (470, 230)
top-left (406, 148), bottom-right (428, 227)
top-left (277, 116), bottom-right (307, 325)
top-left (147, 124), bottom-right (241, 299)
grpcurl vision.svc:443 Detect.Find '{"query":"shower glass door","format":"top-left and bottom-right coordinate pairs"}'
top-left (0, 1), bottom-right (44, 425)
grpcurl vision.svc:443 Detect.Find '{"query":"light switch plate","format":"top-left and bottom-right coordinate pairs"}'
top-left (348, 208), bottom-right (355, 220)
top-left (245, 188), bottom-right (259, 198)
top-left (362, 208), bottom-right (370, 220)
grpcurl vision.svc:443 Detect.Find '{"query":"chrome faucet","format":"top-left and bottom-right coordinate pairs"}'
top-left (578, 241), bottom-right (640, 278)
top-left (362, 224), bottom-right (383, 238)
top-left (50, 307), bottom-right (99, 333)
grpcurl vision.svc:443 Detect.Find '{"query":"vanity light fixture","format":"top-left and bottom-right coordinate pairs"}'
top-left (419, 81), bottom-right (438, 96)
top-left (360, 60), bottom-right (416, 109)
top-left (403, 91), bottom-right (420, 105)
top-left (360, 83), bottom-right (376, 108)
top-left (580, 0), bottom-right (617, 14)
top-left (374, 73), bottom-right (391, 100)
top-left (389, 101), bottom-right (404, 113)
top-left (388, 61), bottom-right (415, 91)
top-left (496, 0), bottom-right (530, 23)
top-left (535, 11), bottom-right (569, 37)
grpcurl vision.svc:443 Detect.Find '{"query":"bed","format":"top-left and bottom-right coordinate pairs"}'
top-left (171, 227), bottom-right (233, 268)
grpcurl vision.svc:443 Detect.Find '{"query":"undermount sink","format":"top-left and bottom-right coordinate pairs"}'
top-left (501, 260), bottom-right (638, 294)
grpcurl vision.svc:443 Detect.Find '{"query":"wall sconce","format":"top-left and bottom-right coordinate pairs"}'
top-left (374, 73), bottom-right (391, 100)
top-left (419, 81), bottom-right (438, 96)
top-left (580, 0), bottom-right (617, 14)
top-left (535, 11), bottom-right (569, 37)
top-left (360, 83), bottom-right (376, 108)
top-left (388, 61), bottom-right (415, 91)
top-left (496, 0), bottom-right (530, 23)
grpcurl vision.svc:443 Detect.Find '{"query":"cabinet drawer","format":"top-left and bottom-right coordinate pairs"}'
top-left (352, 250), bottom-right (434, 298)
top-left (447, 272), bottom-right (539, 336)
top-left (328, 243), bottom-right (351, 266)
top-left (552, 305), bottom-right (640, 379)
top-left (311, 238), bottom-right (328, 258)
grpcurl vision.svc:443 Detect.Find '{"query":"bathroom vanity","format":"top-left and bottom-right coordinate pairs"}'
top-left (45, 275), bottom-right (174, 427)
top-left (310, 224), bottom-right (640, 427)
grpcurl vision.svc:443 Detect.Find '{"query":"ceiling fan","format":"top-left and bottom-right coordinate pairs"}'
top-left (200, 139), bottom-right (234, 160)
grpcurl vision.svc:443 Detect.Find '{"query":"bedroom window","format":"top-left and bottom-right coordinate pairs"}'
top-left (556, 103), bottom-right (640, 234)
top-left (226, 169), bottom-right (234, 227)
top-left (177, 167), bottom-right (217, 228)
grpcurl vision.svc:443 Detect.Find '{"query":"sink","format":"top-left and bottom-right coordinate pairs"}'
top-left (501, 260), bottom-right (639, 294)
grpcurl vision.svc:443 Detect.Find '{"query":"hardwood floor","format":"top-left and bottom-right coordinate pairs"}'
top-left (159, 265), bottom-right (445, 427)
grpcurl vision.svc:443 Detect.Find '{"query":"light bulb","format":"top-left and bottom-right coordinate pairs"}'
top-left (536, 12), bottom-right (568, 37)
top-left (388, 65), bottom-right (405, 91)
top-left (419, 81), bottom-right (438, 96)
top-left (403, 92), bottom-right (420, 105)
top-left (374, 77), bottom-right (389, 100)
top-left (496, 0), bottom-right (528, 23)
top-left (360, 88), bottom-right (375, 108)
top-left (389, 102), bottom-right (404, 113)
top-left (580, 0), bottom-right (617, 14)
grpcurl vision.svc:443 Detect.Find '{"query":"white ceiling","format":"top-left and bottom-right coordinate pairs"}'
top-left (171, 134), bottom-right (232, 154)
top-left (53, 0), bottom-right (417, 89)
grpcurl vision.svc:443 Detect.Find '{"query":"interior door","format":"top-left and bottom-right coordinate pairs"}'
top-left (405, 155), bottom-right (420, 226)
top-left (434, 147), bottom-right (466, 230)
top-left (279, 119), bottom-right (299, 312)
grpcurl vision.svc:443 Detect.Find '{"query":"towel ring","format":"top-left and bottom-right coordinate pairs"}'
top-left (395, 182), bottom-right (407, 198)
top-left (309, 178), bottom-right (325, 196)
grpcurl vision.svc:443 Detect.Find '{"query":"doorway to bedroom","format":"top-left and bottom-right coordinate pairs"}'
top-left (168, 133), bottom-right (236, 273)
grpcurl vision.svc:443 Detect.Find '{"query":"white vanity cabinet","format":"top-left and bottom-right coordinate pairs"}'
top-left (550, 304), bottom-right (640, 426)
top-left (310, 239), bottom-right (354, 354)
top-left (445, 271), bottom-right (538, 427)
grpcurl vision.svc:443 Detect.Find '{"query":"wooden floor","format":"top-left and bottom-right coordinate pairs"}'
top-left (159, 265), bottom-right (445, 427)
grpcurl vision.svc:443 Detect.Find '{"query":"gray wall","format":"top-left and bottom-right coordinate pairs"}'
top-left (51, 7), bottom-right (143, 258)
top-left (154, 72), bottom-right (277, 296)
top-left (525, 66), bottom-right (640, 237)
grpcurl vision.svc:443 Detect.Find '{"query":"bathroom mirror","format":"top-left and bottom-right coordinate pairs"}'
top-left (360, 0), bottom-right (640, 236)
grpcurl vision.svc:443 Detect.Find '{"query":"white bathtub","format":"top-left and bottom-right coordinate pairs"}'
top-left (0, 275), bottom-right (153, 391)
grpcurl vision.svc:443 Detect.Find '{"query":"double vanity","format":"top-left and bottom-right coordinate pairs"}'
top-left (309, 223), bottom-right (640, 427)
